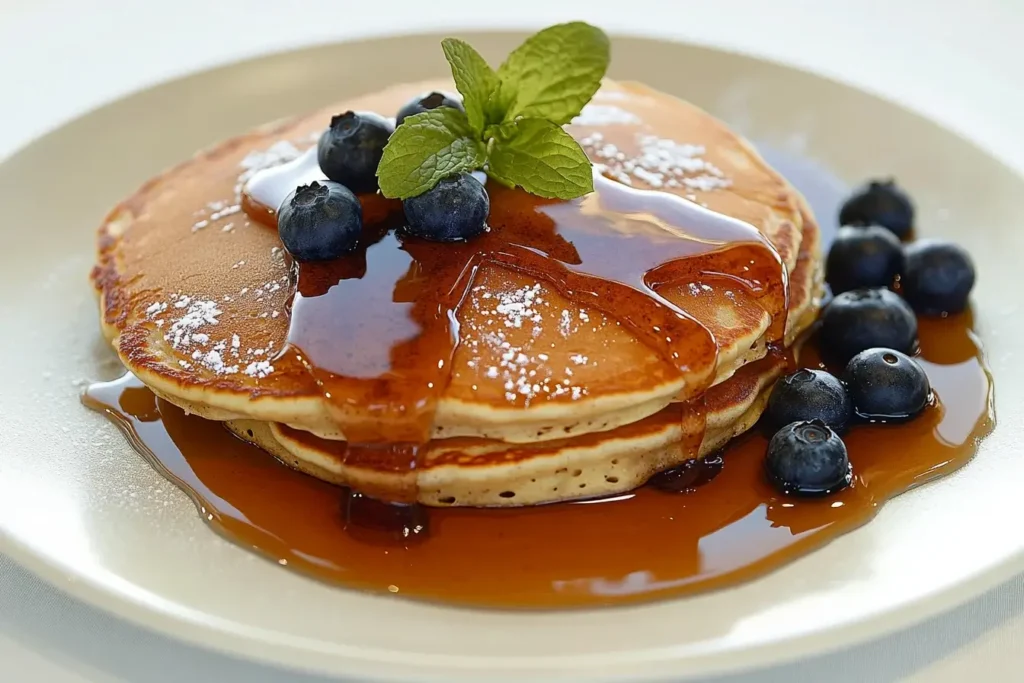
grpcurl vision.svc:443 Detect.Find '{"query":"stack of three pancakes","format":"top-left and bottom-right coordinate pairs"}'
top-left (92, 80), bottom-right (823, 507)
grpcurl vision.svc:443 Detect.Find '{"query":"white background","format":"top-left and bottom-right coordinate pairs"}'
top-left (2, 0), bottom-right (1024, 680)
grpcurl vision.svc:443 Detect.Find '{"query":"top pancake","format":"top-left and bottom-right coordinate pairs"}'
top-left (92, 79), bottom-right (821, 444)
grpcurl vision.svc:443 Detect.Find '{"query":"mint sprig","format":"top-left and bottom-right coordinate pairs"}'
top-left (377, 107), bottom-right (486, 200)
top-left (439, 38), bottom-right (498, 135)
top-left (494, 22), bottom-right (610, 125)
top-left (376, 22), bottom-right (610, 201)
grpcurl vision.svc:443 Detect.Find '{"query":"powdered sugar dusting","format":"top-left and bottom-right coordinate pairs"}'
top-left (236, 141), bottom-right (301, 199)
top-left (147, 292), bottom-right (278, 379)
top-left (572, 104), bottom-right (641, 126)
top-left (494, 284), bottom-right (543, 329)
top-left (164, 296), bottom-right (221, 351)
top-left (456, 284), bottom-right (594, 406)
top-left (580, 131), bottom-right (731, 192)
top-left (211, 204), bottom-right (241, 221)
top-left (191, 348), bottom-right (238, 376)
top-left (190, 191), bottom-right (245, 234)
top-left (244, 361), bottom-right (274, 379)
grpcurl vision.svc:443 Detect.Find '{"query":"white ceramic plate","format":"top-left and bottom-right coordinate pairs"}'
top-left (1, 33), bottom-right (1022, 682)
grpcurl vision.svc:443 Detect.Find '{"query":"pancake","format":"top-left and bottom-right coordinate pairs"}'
top-left (224, 351), bottom-right (786, 506)
top-left (92, 79), bottom-right (821, 448)
top-left (217, 198), bottom-right (821, 506)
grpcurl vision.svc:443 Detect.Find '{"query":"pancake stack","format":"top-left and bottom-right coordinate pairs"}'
top-left (92, 80), bottom-right (824, 507)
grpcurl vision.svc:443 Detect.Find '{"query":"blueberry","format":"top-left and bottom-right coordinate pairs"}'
top-left (844, 348), bottom-right (931, 421)
top-left (766, 369), bottom-right (853, 433)
top-left (901, 239), bottom-right (976, 315)
top-left (396, 91), bottom-right (464, 126)
top-left (839, 179), bottom-right (915, 239)
top-left (277, 181), bottom-right (362, 262)
top-left (819, 288), bottom-right (918, 362)
top-left (403, 174), bottom-right (489, 242)
top-left (765, 420), bottom-right (852, 497)
top-left (825, 225), bottom-right (904, 294)
top-left (317, 111), bottom-right (394, 194)
top-left (649, 453), bottom-right (724, 493)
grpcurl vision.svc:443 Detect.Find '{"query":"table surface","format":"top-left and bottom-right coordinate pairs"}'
top-left (2, 1), bottom-right (1023, 680)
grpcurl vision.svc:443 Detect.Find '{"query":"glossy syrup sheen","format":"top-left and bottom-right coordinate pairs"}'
top-left (85, 126), bottom-right (998, 608)
top-left (83, 309), bottom-right (993, 607)
top-left (247, 149), bottom-right (787, 497)
top-left (84, 142), bottom-right (995, 607)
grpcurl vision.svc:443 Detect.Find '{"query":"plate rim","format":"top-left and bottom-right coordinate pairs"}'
top-left (5, 527), bottom-right (1022, 681)
top-left (2, 29), bottom-right (1023, 682)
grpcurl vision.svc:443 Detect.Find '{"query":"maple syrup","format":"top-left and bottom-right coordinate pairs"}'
top-left (82, 311), bottom-right (992, 608)
top-left (83, 146), bottom-right (994, 608)
top-left (248, 148), bottom-right (787, 500)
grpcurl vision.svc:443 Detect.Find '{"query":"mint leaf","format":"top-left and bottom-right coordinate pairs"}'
top-left (377, 24), bottom-right (608, 201)
top-left (486, 118), bottom-right (594, 199)
top-left (496, 22), bottom-right (610, 125)
top-left (484, 85), bottom-right (512, 128)
top-left (377, 108), bottom-right (485, 199)
top-left (441, 38), bottom-right (499, 134)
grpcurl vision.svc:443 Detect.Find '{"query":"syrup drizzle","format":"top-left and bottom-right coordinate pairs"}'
top-left (245, 149), bottom-right (786, 500)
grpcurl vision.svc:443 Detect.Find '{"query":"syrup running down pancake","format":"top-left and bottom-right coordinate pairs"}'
top-left (91, 79), bottom-right (823, 506)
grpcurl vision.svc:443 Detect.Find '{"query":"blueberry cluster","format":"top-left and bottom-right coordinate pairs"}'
top-left (764, 180), bottom-right (976, 497)
top-left (276, 92), bottom-right (490, 262)
top-left (826, 181), bottom-right (976, 313)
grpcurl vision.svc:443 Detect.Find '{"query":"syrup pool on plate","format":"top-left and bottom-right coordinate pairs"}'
top-left (83, 147), bottom-right (994, 608)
